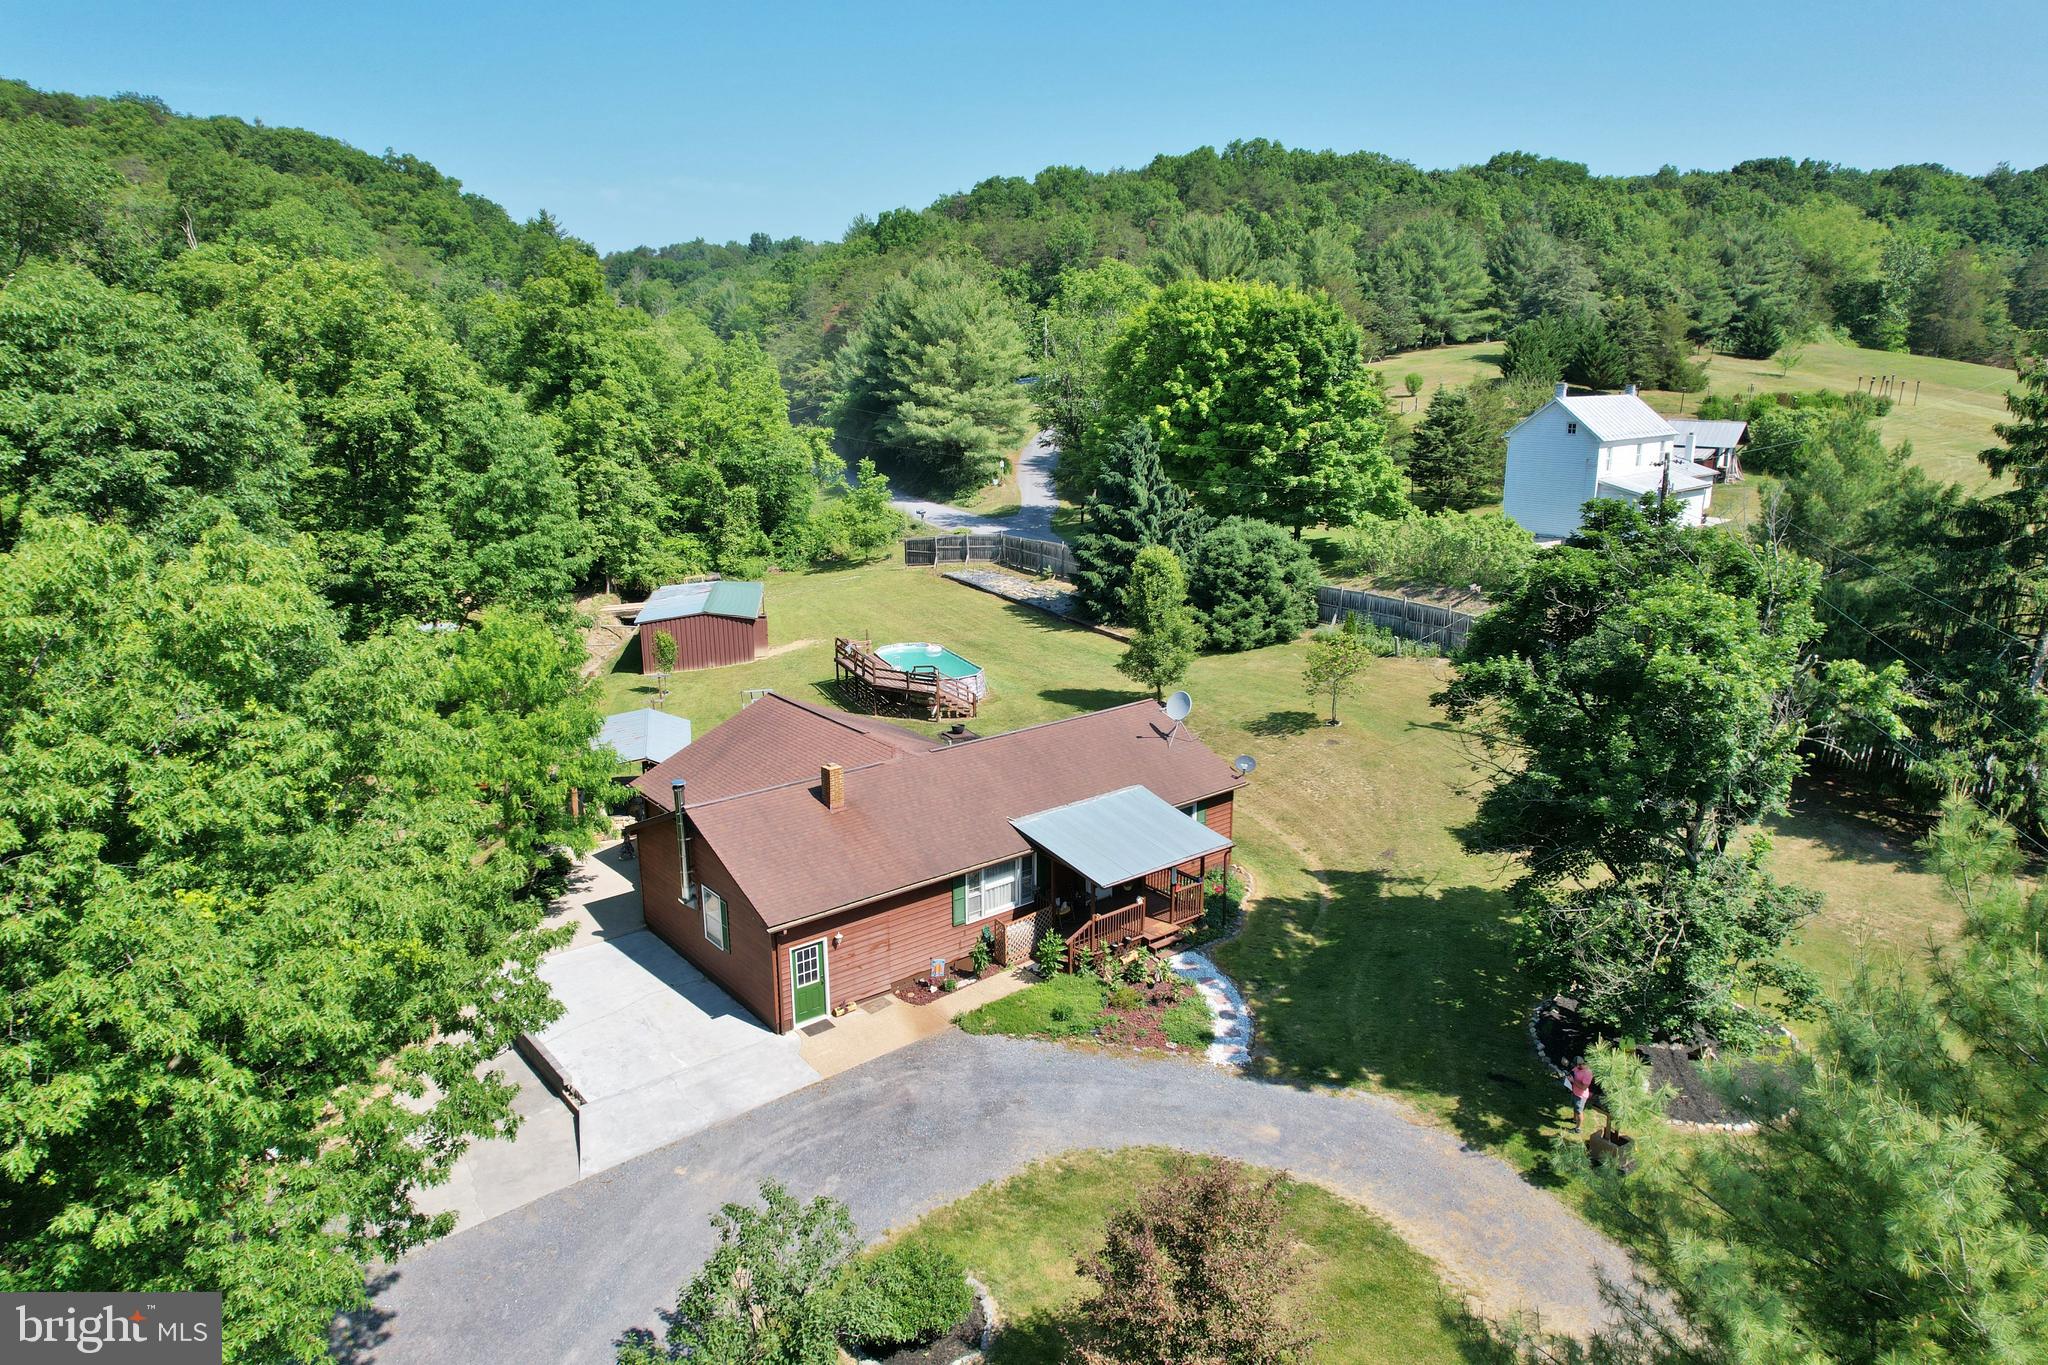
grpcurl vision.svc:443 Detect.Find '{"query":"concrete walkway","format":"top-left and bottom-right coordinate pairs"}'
top-left (796, 966), bottom-right (1035, 1078)
top-left (350, 1033), bottom-right (1636, 1364)
top-left (892, 430), bottom-right (1065, 542)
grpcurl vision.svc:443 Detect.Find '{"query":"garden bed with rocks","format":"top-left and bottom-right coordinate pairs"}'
top-left (1530, 995), bottom-right (1791, 1132)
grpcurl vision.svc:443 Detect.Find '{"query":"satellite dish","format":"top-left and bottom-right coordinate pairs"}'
top-left (1164, 691), bottom-right (1193, 722)
top-left (1232, 755), bottom-right (1257, 777)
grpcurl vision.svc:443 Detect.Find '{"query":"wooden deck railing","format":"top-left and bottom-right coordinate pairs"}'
top-left (1065, 899), bottom-right (1146, 969)
top-left (834, 637), bottom-right (978, 718)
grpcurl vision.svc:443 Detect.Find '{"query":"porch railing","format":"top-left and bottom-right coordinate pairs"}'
top-left (1064, 899), bottom-right (1145, 969)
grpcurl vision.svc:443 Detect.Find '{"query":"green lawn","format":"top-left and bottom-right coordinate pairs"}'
top-left (598, 560), bottom-right (1961, 1163)
top-left (881, 1149), bottom-right (1506, 1365)
top-left (1380, 337), bottom-right (2019, 491)
top-left (956, 972), bottom-right (1211, 1049)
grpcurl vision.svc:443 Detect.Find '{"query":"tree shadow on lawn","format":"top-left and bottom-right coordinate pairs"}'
top-left (1038, 684), bottom-right (1150, 712)
top-left (1246, 708), bottom-right (1320, 738)
top-left (1221, 867), bottom-right (1559, 1170)
top-left (986, 1301), bottom-right (1514, 1365)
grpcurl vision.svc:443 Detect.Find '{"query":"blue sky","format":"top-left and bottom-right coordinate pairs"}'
top-left (9, 0), bottom-right (2048, 253)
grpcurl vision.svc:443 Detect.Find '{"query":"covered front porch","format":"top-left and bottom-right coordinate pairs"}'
top-left (1011, 785), bottom-right (1233, 971)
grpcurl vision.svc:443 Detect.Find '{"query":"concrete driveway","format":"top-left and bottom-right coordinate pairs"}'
top-left (353, 1033), bottom-right (1637, 1364)
top-left (530, 931), bottom-right (818, 1174)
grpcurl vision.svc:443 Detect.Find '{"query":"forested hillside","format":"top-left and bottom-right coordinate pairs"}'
top-left (0, 79), bottom-right (900, 1362)
top-left (607, 140), bottom-right (2048, 422)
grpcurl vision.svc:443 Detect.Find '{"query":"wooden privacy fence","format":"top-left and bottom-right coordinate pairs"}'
top-left (1317, 586), bottom-right (1478, 652)
top-left (904, 533), bottom-right (1077, 579)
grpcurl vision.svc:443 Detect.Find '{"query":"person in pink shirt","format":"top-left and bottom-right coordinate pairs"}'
top-left (1568, 1059), bottom-right (1595, 1131)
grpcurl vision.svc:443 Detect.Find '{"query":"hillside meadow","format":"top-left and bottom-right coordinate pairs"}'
top-left (600, 559), bottom-right (1960, 1166)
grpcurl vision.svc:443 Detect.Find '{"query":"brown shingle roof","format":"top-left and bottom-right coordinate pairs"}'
top-left (670, 700), bottom-right (1242, 929)
top-left (632, 694), bottom-right (940, 811)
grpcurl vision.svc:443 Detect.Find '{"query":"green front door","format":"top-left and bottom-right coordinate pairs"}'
top-left (791, 939), bottom-right (828, 1024)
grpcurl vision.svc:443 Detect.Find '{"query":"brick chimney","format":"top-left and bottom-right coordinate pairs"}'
top-left (821, 762), bottom-right (845, 811)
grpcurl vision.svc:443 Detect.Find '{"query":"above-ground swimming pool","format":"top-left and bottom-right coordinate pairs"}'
top-left (874, 641), bottom-right (987, 700)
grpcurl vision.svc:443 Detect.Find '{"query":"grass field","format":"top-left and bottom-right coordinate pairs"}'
top-left (597, 561), bottom-right (1960, 1160)
top-left (879, 1149), bottom-right (1505, 1365)
top-left (1379, 338), bottom-right (2019, 491)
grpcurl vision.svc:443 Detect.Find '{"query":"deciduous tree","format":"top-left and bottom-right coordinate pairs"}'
top-left (1303, 622), bottom-right (1374, 725)
top-left (1100, 279), bottom-right (1405, 535)
top-left (1118, 546), bottom-right (1201, 700)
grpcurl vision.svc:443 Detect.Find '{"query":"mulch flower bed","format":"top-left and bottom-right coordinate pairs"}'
top-left (1092, 977), bottom-right (1197, 1053)
top-left (861, 1310), bottom-right (984, 1365)
top-left (1531, 995), bottom-right (1792, 1131)
top-left (893, 973), bottom-right (977, 1007)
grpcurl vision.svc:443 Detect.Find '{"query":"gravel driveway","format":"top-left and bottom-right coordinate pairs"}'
top-left (343, 1033), bottom-right (1633, 1363)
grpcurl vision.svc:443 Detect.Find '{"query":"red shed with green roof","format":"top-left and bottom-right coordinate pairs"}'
top-left (634, 579), bottom-right (768, 671)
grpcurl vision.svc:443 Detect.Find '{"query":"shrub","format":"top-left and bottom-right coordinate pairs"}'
top-left (939, 977), bottom-right (957, 994)
top-left (1106, 984), bottom-right (1144, 1011)
top-left (1121, 950), bottom-right (1152, 985)
top-left (1338, 510), bottom-right (1532, 598)
top-left (836, 1243), bottom-right (974, 1356)
top-left (1069, 1159), bottom-right (1314, 1365)
top-left (969, 927), bottom-right (994, 975)
top-left (1034, 928), bottom-right (1068, 978)
top-left (1186, 517), bottom-right (1321, 652)
top-left (1073, 943), bottom-right (1096, 978)
top-left (618, 1181), bottom-right (854, 1365)
top-left (1049, 1003), bottom-right (1074, 1023)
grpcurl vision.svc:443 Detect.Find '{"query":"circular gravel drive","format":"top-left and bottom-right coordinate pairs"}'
top-left (343, 1032), bottom-right (1633, 1364)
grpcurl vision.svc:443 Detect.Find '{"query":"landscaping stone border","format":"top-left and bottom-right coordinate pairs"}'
top-left (1167, 949), bottom-right (1253, 1069)
top-left (1525, 995), bottom-right (1771, 1135)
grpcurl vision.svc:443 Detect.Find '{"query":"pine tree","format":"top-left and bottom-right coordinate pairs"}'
top-left (830, 259), bottom-right (1032, 495)
top-left (1387, 215), bottom-right (1495, 345)
top-left (1117, 546), bottom-right (1201, 700)
top-left (1403, 388), bottom-right (1494, 511)
top-left (1572, 798), bottom-right (2048, 1362)
top-left (1072, 423), bottom-right (1200, 622)
top-left (1979, 353), bottom-right (2048, 690)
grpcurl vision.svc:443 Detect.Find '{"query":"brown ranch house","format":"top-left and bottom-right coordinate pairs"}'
top-left (625, 695), bottom-right (1243, 1033)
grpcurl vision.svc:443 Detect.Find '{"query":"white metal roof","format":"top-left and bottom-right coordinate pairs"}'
top-left (1556, 394), bottom-right (1676, 443)
top-left (1012, 784), bottom-right (1230, 888)
top-left (1667, 418), bottom-right (1748, 451)
top-left (1597, 463), bottom-right (1714, 498)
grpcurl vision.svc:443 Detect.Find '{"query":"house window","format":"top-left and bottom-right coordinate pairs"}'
top-left (1566, 422), bottom-right (1578, 434)
top-left (701, 885), bottom-right (728, 951)
top-left (964, 855), bottom-right (1037, 922)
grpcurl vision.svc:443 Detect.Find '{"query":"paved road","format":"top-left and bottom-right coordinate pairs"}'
top-left (892, 430), bottom-right (1065, 542)
top-left (344, 1033), bottom-right (1633, 1364)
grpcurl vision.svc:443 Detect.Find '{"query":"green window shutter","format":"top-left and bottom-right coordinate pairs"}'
top-left (718, 902), bottom-right (730, 952)
top-left (951, 875), bottom-right (967, 926)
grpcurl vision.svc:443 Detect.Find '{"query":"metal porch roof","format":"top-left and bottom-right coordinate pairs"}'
top-left (1012, 784), bottom-right (1230, 889)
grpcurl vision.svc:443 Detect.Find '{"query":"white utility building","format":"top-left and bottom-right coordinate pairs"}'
top-left (1502, 383), bottom-right (1717, 541)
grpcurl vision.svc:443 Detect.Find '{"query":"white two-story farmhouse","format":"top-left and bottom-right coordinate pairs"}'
top-left (1502, 383), bottom-right (1716, 540)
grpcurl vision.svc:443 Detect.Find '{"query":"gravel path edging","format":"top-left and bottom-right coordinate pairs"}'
top-left (1166, 948), bottom-right (1253, 1069)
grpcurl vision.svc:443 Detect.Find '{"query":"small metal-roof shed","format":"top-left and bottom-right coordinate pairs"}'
top-left (634, 580), bottom-right (764, 626)
top-left (634, 579), bottom-right (769, 672)
top-left (594, 709), bottom-right (694, 767)
top-left (1012, 784), bottom-right (1231, 888)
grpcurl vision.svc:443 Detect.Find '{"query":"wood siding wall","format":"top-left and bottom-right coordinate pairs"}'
top-left (638, 612), bottom-right (769, 672)
top-left (769, 880), bottom-right (1041, 1033)
top-left (638, 813), bottom-right (779, 1028)
top-left (639, 786), bottom-right (1238, 1034)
